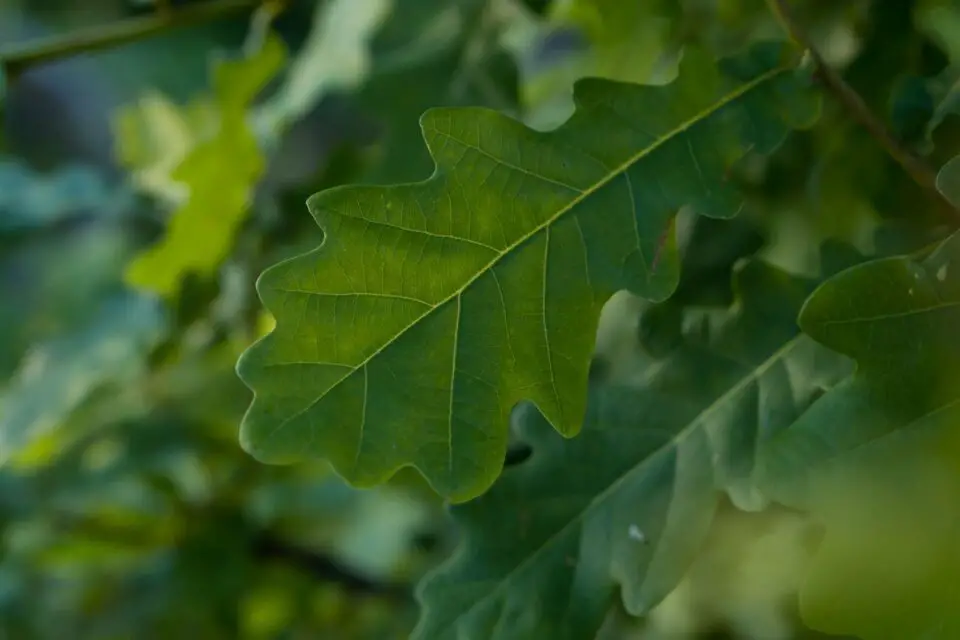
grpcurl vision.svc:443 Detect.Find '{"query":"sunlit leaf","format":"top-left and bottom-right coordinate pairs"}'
top-left (113, 91), bottom-right (217, 204)
top-left (122, 34), bottom-right (286, 298)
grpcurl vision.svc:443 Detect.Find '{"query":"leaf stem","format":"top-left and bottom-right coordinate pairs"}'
top-left (0, 0), bottom-right (261, 79)
top-left (765, 0), bottom-right (959, 218)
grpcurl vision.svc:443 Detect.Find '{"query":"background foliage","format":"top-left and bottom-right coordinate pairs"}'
top-left (1, 0), bottom-right (959, 638)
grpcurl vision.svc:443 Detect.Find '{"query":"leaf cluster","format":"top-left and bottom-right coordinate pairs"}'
top-left (4, 0), bottom-right (960, 638)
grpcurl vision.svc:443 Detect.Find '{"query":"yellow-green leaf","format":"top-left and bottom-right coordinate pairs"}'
top-left (123, 34), bottom-right (287, 298)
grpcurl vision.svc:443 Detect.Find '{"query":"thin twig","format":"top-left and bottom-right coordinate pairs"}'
top-left (242, 0), bottom-right (286, 57)
top-left (766, 0), bottom-right (959, 218)
top-left (0, 0), bottom-right (260, 79)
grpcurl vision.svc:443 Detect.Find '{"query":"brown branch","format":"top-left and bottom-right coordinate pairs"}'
top-left (0, 0), bottom-right (260, 79)
top-left (766, 0), bottom-right (959, 219)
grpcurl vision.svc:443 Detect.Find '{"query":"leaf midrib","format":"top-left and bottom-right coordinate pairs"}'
top-left (261, 63), bottom-right (790, 463)
top-left (814, 299), bottom-right (960, 326)
top-left (432, 335), bottom-right (804, 634)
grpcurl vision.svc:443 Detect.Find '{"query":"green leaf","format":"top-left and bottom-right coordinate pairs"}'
top-left (759, 231), bottom-right (960, 640)
top-left (354, 0), bottom-right (520, 184)
top-left (0, 294), bottom-right (166, 466)
top-left (550, 0), bottom-right (678, 84)
top-left (908, 1), bottom-right (960, 152)
top-left (927, 69), bottom-right (960, 140)
top-left (353, 43), bottom-right (519, 185)
top-left (638, 214), bottom-right (766, 357)
top-left (236, 42), bottom-right (820, 502)
top-left (113, 91), bottom-right (218, 204)
top-left (413, 253), bottom-right (852, 640)
top-left (889, 74), bottom-right (937, 146)
top-left (916, 0), bottom-right (960, 64)
top-left (256, 0), bottom-right (393, 135)
top-left (122, 34), bottom-right (287, 298)
top-left (937, 153), bottom-right (960, 207)
top-left (0, 161), bottom-right (134, 235)
top-left (516, 0), bottom-right (678, 129)
top-left (889, 68), bottom-right (960, 152)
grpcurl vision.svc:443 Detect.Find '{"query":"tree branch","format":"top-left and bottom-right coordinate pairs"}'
top-left (766, 0), bottom-right (959, 218)
top-left (0, 0), bottom-right (260, 79)
top-left (252, 533), bottom-right (412, 599)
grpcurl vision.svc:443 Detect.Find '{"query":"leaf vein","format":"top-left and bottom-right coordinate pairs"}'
top-left (265, 64), bottom-right (788, 455)
top-left (442, 336), bottom-right (803, 632)
top-left (449, 295), bottom-right (462, 480)
top-left (274, 288), bottom-right (432, 306)
top-left (815, 300), bottom-right (960, 326)
top-left (332, 208), bottom-right (501, 252)
top-left (423, 125), bottom-right (586, 194)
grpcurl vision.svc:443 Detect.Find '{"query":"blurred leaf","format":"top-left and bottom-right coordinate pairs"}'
top-left (113, 91), bottom-right (218, 204)
top-left (355, 44), bottom-right (520, 185)
top-left (510, 0), bottom-right (678, 129)
top-left (0, 222), bottom-right (142, 377)
top-left (0, 160), bottom-right (134, 233)
top-left (890, 74), bottom-right (937, 146)
top-left (0, 293), bottom-right (166, 466)
top-left (549, 0), bottom-right (677, 84)
top-left (916, 0), bottom-right (960, 64)
top-left (926, 68), bottom-right (960, 140)
top-left (898, 0), bottom-right (960, 155)
top-left (241, 579), bottom-right (296, 639)
top-left (889, 68), bottom-right (960, 152)
top-left (329, 488), bottom-right (431, 581)
top-left (368, 0), bottom-right (479, 54)
top-left (639, 213), bottom-right (766, 357)
top-left (237, 43), bottom-right (820, 502)
top-left (352, 0), bottom-right (520, 184)
top-left (122, 33), bottom-right (287, 298)
top-left (413, 255), bottom-right (852, 640)
top-left (936, 153), bottom-right (960, 206)
top-left (256, 0), bottom-right (394, 135)
top-left (760, 231), bottom-right (960, 639)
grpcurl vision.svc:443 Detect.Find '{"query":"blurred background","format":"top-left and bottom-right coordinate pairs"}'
top-left (0, 0), bottom-right (957, 638)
